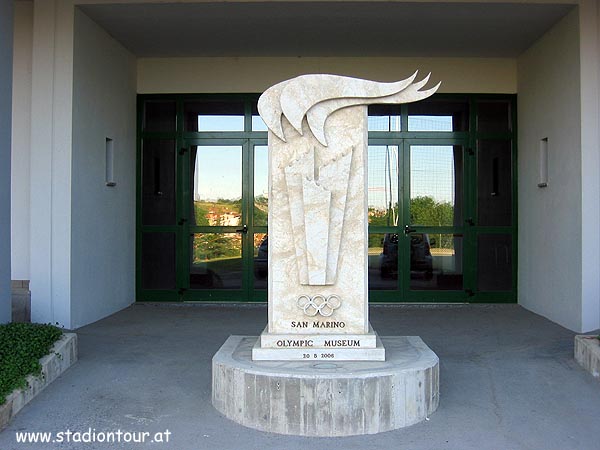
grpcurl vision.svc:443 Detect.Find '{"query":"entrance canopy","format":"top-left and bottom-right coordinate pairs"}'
top-left (79, 1), bottom-right (574, 57)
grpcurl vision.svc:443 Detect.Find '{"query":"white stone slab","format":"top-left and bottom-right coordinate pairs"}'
top-left (302, 177), bottom-right (330, 284)
top-left (268, 108), bottom-right (369, 334)
top-left (259, 324), bottom-right (378, 348)
top-left (213, 335), bottom-right (439, 436)
top-left (253, 334), bottom-right (385, 361)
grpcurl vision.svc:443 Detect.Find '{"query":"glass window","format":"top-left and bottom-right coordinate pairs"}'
top-left (251, 103), bottom-right (268, 131)
top-left (141, 233), bottom-right (176, 289)
top-left (254, 145), bottom-right (268, 226)
top-left (368, 105), bottom-right (401, 131)
top-left (408, 99), bottom-right (469, 132)
top-left (477, 140), bottom-right (512, 226)
top-left (368, 145), bottom-right (399, 226)
top-left (477, 100), bottom-right (511, 133)
top-left (190, 233), bottom-right (242, 289)
top-left (143, 101), bottom-right (176, 133)
top-left (184, 101), bottom-right (245, 132)
top-left (141, 140), bottom-right (176, 226)
top-left (368, 233), bottom-right (397, 290)
top-left (410, 234), bottom-right (463, 291)
top-left (191, 146), bottom-right (243, 226)
top-left (478, 234), bottom-right (512, 291)
top-left (252, 116), bottom-right (268, 131)
top-left (409, 145), bottom-right (463, 226)
top-left (253, 233), bottom-right (268, 289)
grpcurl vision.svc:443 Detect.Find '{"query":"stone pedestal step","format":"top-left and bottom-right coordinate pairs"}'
top-left (259, 324), bottom-right (378, 349)
top-left (213, 335), bottom-right (439, 436)
top-left (252, 334), bottom-right (385, 361)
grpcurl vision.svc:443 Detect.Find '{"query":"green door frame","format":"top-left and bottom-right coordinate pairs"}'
top-left (367, 137), bottom-right (472, 302)
top-left (136, 93), bottom-right (517, 304)
top-left (401, 138), bottom-right (471, 302)
top-left (180, 138), bottom-right (268, 302)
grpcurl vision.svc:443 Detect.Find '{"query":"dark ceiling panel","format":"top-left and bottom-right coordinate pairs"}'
top-left (79, 2), bottom-right (575, 57)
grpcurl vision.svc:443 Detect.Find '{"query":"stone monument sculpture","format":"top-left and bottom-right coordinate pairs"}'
top-left (252, 72), bottom-right (439, 361)
top-left (213, 73), bottom-right (441, 436)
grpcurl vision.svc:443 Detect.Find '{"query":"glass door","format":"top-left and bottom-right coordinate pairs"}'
top-left (138, 94), bottom-right (517, 304)
top-left (367, 139), bottom-right (471, 301)
top-left (181, 139), bottom-right (267, 301)
top-left (401, 139), bottom-right (470, 301)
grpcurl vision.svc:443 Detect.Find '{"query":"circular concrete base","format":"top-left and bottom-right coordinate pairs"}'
top-left (212, 336), bottom-right (439, 436)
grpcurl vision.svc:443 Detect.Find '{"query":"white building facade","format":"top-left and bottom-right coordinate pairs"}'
top-left (2, 0), bottom-right (600, 333)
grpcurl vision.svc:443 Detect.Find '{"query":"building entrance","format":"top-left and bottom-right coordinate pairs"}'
top-left (137, 94), bottom-right (516, 303)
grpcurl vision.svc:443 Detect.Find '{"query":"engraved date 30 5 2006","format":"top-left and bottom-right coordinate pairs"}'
top-left (302, 353), bottom-right (335, 359)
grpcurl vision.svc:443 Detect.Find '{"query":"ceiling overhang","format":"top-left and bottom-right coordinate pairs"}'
top-left (78, 2), bottom-right (576, 57)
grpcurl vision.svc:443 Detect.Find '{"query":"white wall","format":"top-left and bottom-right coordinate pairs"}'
top-left (138, 57), bottom-right (517, 94)
top-left (0, 0), bottom-right (14, 323)
top-left (517, 9), bottom-right (585, 331)
top-left (578, 0), bottom-right (600, 332)
top-left (71, 8), bottom-right (136, 328)
top-left (597, 0), bottom-right (600, 332)
top-left (11, 1), bottom-right (32, 281)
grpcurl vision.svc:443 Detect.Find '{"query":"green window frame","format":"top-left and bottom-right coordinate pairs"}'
top-left (137, 93), bottom-right (517, 303)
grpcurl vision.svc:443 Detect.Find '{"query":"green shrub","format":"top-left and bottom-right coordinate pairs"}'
top-left (0, 323), bottom-right (63, 404)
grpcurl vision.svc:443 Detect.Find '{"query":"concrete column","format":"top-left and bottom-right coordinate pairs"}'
top-left (11, 1), bottom-right (33, 282)
top-left (0, 0), bottom-right (14, 323)
top-left (579, 0), bottom-right (600, 332)
top-left (30, 0), bottom-right (74, 327)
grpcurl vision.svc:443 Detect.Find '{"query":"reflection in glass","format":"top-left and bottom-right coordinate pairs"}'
top-left (254, 146), bottom-right (268, 226)
top-left (142, 140), bottom-right (176, 225)
top-left (197, 116), bottom-right (244, 131)
top-left (143, 101), bottom-right (176, 132)
top-left (408, 116), bottom-right (452, 131)
top-left (478, 140), bottom-right (512, 226)
top-left (368, 146), bottom-right (399, 225)
top-left (478, 234), bottom-right (512, 291)
top-left (477, 101), bottom-right (511, 133)
top-left (190, 233), bottom-right (242, 289)
top-left (410, 146), bottom-right (462, 226)
top-left (408, 99), bottom-right (469, 131)
top-left (253, 233), bottom-right (268, 289)
top-left (410, 234), bottom-right (463, 290)
top-left (368, 105), bottom-right (401, 131)
top-left (184, 101), bottom-right (245, 132)
top-left (251, 103), bottom-right (268, 131)
top-left (191, 146), bottom-right (242, 226)
top-left (368, 233), bottom-right (397, 290)
top-left (252, 116), bottom-right (268, 131)
top-left (141, 233), bottom-right (176, 289)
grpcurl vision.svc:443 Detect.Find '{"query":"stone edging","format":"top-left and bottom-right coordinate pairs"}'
top-left (0, 333), bottom-right (78, 431)
top-left (574, 335), bottom-right (600, 379)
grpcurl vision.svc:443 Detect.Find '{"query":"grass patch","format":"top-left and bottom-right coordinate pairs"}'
top-left (0, 323), bottom-right (63, 404)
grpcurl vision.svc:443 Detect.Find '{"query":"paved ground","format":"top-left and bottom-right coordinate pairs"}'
top-left (0, 304), bottom-right (598, 450)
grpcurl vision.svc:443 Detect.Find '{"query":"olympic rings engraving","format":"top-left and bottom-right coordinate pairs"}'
top-left (297, 294), bottom-right (342, 317)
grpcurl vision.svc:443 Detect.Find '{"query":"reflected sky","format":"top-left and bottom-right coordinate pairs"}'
top-left (197, 115), bottom-right (244, 132)
top-left (195, 146), bottom-right (242, 201)
top-left (410, 146), bottom-right (455, 204)
top-left (193, 115), bottom-right (456, 205)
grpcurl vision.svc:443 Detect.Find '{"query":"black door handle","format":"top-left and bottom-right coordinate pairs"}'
top-left (236, 225), bottom-right (248, 234)
top-left (404, 225), bottom-right (417, 235)
top-left (178, 218), bottom-right (187, 226)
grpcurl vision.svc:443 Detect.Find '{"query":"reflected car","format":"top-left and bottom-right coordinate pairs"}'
top-left (254, 235), bottom-right (268, 279)
top-left (380, 232), bottom-right (433, 279)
